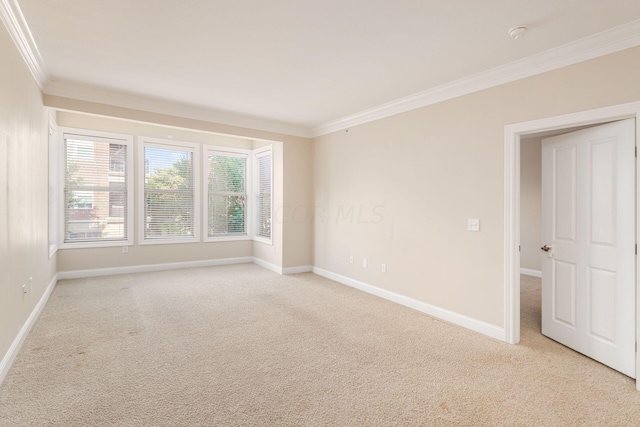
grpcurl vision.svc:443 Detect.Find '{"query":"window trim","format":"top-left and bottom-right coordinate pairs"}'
top-left (253, 145), bottom-right (273, 245)
top-left (202, 145), bottom-right (252, 243)
top-left (48, 112), bottom-right (59, 258)
top-left (59, 127), bottom-right (134, 249)
top-left (138, 136), bottom-right (201, 245)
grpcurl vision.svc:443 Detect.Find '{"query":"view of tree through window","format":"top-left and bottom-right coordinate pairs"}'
top-left (143, 146), bottom-right (194, 239)
top-left (207, 153), bottom-right (246, 237)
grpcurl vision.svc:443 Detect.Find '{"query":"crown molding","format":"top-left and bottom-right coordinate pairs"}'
top-left (0, 0), bottom-right (48, 88)
top-left (44, 80), bottom-right (312, 138)
top-left (4, 0), bottom-right (639, 140)
top-left (311, 19), bottom-right (640, 137)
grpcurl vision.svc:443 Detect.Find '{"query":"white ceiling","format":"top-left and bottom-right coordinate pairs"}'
top-left (15, 0), bottom-right (640, 134)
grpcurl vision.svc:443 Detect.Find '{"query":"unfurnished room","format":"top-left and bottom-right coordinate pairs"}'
top-left (2, 1), bottom-right (640, 425)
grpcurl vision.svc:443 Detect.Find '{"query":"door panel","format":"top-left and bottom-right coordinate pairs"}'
top-left (541, 118), bottom-right (636, 378)
top-left (590, 139), bottom-right (616, 245)
top-left (588, 267), bottom-right (615, 343)
top-left (553, 260), bottom-right (576, 328)
top-left (554, 146), bottom-right (577, 241)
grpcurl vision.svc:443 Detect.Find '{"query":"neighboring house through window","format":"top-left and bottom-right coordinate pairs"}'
top-left (61, 128), bottom-right (133, 247)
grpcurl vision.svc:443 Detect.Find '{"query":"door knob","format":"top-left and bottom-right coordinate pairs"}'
top-left (541, 245), bottom-right (552, 252)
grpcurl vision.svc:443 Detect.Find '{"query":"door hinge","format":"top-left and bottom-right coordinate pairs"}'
top-left (518, 245), bottom-right (521, 252)
top-left (636, 146), bottom-right (638, 157)
top-left (636, 244), bottom-right (637, 255)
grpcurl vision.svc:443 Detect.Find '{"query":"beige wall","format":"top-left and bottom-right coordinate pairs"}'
top-left (313, 46), bottom-right (640, 327)
top-left (250, 136), bottom-right (313, 269)
top-left (53, 111), bottom-right (312, 271)
top-left (0, 24), bottom-right (56, 366)
top-left (57, 111), bottom-right (256, 148)
top-left (282, 138), bottom-right (313, 268)
top-left (520, 137), bottom-right (542, 272)
top-left (57, 241), bottom-right (253, 271)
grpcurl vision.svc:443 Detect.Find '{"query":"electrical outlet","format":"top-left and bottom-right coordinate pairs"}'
top-left (363, 258), bottom-right (368, 268)
top-left (22, 284), bottom-right (27, 294)
top-left (467, 218), bottom-right (480, 232)
top-left (122, 246), bottom-right (128, 254)
top-left (381, 264), bottom-right (387, 273)
top-left (349, 255), bottom-right (354, 264)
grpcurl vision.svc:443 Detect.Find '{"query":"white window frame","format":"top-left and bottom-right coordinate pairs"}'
top-left (203, 145), bottom-right (252, 242)
top-left (48, 112), bottom-right (59, 258)
top-left (138, 137), bottom-right (201, 245)
top-left (59, 127), bottom-right (134, 249)
top-left (253, 145), bottom-right (273, 245)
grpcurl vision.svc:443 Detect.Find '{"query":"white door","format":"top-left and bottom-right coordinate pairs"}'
top-left (541, 119), bottom-right (636, 378)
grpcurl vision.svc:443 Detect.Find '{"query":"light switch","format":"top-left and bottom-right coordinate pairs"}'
top-left (467, 218), bottom-right (480, 232)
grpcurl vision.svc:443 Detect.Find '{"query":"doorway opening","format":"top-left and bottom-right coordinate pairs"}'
top-left (504, 101), bottom-right (640, 390)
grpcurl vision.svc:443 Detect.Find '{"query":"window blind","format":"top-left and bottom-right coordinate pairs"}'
top-left (143, 146), bottom-right (194, 239)
top-left (256, 151), bottom-right (272, 240)
top-left (64, 135), bottom-right (128, 243)
top-left (207, 153), bottom-right (247, 237)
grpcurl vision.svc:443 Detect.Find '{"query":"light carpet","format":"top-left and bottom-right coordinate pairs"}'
top-left (1, 265), bottom-right (639, 426)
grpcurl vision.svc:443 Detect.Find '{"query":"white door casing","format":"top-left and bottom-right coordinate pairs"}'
top-left (541, 119), bottom-right (635, 378)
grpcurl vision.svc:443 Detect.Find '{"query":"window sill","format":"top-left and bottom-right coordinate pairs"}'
top-left (204, 235), bottom-right (252, 243)
top-left (61, 240), bottom-right (132, 250)
top-left (138, 236), bottom-right (200, 245)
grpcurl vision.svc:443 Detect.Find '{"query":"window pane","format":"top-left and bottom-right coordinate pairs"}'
top-left (209, 155), bottom-right (245, 193)
top-left (69, 190), bottom-right (94, 209)
top-left (208, 195), bottom-right (246, 235)
top-left (65, 190), bottom-right (126, 242)
top-left (256, 152), bottom-right (272, 240)
top-left (64, 137), bottom-right (128, 243)
top-left (207, 154), bottom-right (246, 237)
top-left (143, 146), bottom-right (194, 239)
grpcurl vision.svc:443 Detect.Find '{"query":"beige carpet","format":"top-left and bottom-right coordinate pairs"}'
top-left (1, 266), bottom-right (639, 426)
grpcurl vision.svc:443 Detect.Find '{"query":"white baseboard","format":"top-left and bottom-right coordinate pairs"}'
top-left (252, 260), bottom-right (312, 275)
top-left (312, 267), bottom-right (506, 342)
top-left (57, 257), bottom-right (254, 280)
top-left (282, 265), bottom-right (313, 274)
top-left (252, 257), bottom-right (282, 274)
top-left (0, 273), bottom-right (58, 386)
top-left (520, 268), bottom-right (542, 278)
top-left (57, 257), bottom-right (311, 280)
